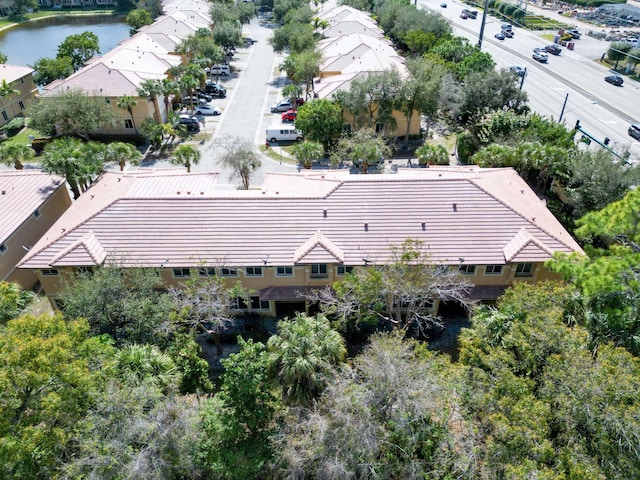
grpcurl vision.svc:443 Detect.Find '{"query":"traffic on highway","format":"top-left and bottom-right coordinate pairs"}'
top-left (419, 0), bottom-right (640, 161)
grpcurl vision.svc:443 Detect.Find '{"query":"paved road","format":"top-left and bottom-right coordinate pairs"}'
top-left (191, 16), bottom-right (298, 186)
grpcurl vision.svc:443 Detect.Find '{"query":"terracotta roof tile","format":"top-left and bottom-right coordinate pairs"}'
top-left (51, 231), bottom-right (107, 266)
top-left (18, 168), bottom-right (584, 270)
top-left (0, 171), bottom-right (65, 242)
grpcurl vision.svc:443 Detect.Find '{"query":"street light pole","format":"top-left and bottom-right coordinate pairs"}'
top-left (558, 93), bottom-right (569, 122)
top-left (477, 0), bottom-right (491, 50)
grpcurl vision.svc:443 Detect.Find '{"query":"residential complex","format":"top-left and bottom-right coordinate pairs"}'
top-left (18, 168), bottom-right (583, 315)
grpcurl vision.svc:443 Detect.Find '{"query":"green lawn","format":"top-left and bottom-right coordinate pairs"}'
top-left (3, 127), bottom-right (44, 147)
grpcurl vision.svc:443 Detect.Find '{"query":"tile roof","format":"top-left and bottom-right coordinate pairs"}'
top-left (18, 168), bottom-right (583, 271)
top-left (0, 171), bottom-right (66, 243)
top-left (318, 34), bottom-right (405, 74)
top-left (51, 231), bottom-right (107, 266)
top-left (0, 65), bottom-right (34, 83)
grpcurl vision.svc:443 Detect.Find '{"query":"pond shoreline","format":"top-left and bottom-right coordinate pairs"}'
top-left (0, 10), bottom-right (124, 35)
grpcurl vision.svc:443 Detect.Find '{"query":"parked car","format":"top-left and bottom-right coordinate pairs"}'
top-left (629, 123), bottom-right (640, 140)
top-left (271, 100), bottom-right (293, 113)
top-left (605, 75), bottom-right (624, 86)
top-left (440, 2), bottom-right (446, 7)
top-left (533, 51), bottom-right (549, 63)
top-left (282, 109), bottom-right (297, 122)
top-left (545, 44), bottom-right (562, 55)
top-left (194, 104), bottom-right (222, 116)
top-left (203, 82), bottom-right (227, 97)
top-left (290, 97), bottom-right (305, 107)
top-left (181, 96), bottom-right (208, 107)
top-left (494, 32), bottom-right (505, 40)
top-left (567, 29), bottom-right (581, 39)
top-left (510, 65), bottom-right (526, 77)
top-left (196, 91), bottom-right (213, 102)
top-left (177, 115), bottom-right (200, 133)
top-left (460, 12), bottom-right (468, 19)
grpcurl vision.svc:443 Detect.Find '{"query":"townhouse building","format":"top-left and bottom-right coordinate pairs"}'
top-left (313, 5), bottom-right (422, 138)
top-left (18, 167), bottom-right (583, 315)
top-left (0, 171), bottom-right (72, 288)
top-left (0, 65), bottom-right (38, 128)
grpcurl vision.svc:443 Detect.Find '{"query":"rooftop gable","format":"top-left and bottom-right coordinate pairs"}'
top-left (51, 231), bottom-right (107, 266)
top-left (503, 228), bottom-right (554, 263)
top-left (294, 230), bottom-right (344, 264)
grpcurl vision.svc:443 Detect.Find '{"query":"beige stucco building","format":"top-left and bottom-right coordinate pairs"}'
top-left (18, 168), bottom-right (583, 315)
top-left (0, 171), bottom-right (72, 289)
top-left (0, 65), bottom-right (38, 129)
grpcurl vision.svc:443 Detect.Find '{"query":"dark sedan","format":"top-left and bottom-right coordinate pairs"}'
top-left (605, 75), bottom-right (624, 86)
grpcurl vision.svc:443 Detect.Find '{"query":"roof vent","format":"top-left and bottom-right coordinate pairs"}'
top-left (453, 203), bottom-right (457, 212)
top-left (1, 190), bottom-right (5, 195)
top-left (364, 223), bottom-right (368, 231)
top-left (421, 222), bottom-right (426, 230)
top-left (323, 209), bottom-right (327, 218)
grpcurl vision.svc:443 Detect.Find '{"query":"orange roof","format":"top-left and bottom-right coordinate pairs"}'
top-left (18, 167), bottom-right (583, 270)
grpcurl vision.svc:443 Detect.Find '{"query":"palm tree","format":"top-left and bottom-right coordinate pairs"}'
top-left (159, 79), bottom-right (180, 118)
top-left (116, 95), bottom-right (138, 135)
top-left (171, 144), bottom-right (200, 172)
top-left (267, 313), bottom-right (346, 405)
top-left (115, 344), bottom-right (179, 391)
top-left (105, 142), bottom-right (141, 171)
top-left (41, 137), bottom-right (104, 199)
top-left (137, 79), bottom-right (163, 123)
top-left (0, 143), bottom-right (34, 170)
top-left (291, 140), bottom-right (323, 169)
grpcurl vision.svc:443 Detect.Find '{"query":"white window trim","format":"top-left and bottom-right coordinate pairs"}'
top-left (220, 267), bottom-right (239, 277)
top-left (245, 266), bottom-right (264, 277)
top-left (484, 265), bottom-right (504, 276)
top-left (172, 267), bottom-right (191, 278)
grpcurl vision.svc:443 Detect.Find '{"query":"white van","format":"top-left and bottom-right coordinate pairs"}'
top-left (206, 64), bottom-right (230, 76)
top-left (266, 126), bottom-right (303, 143)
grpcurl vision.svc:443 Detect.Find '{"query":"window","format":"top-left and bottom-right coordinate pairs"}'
top-left (0, 243), bottom-right (6, 254)
top-left (311, 264), bottom-right (328, 278)
top-left (18, 101), bottom-right (25, 110)
top-left (172, 267), bottom-right (191, 278)
top-left (245, 266), bottom-right (263, 277)
top-left (33, 209), bottom-right (40, 219)
top-left (220, 267), bottom-right (238, 277)
top-left (375, 123), bottom-right (383, 133)
top-left (124, 119), bottom-right (133, 129)
top-left (198, 267), bottom-right (216, 277)
top-left (515, 262), bottom-right (534, 277)
top-left (230, 297), bottom-right (247, 309)
top-left (250, 296), bottom-right (269, 310)
top-left (77, 266), bottom-right (93, 275)
top-left (41, 268), bottom-right (59, 276)
top-left (276, 266), bottom-right (293, 277)
top-left (459, 265), bottom-right (476, 275)
top-left (337, 265), bottom-right (354, 275)
top-left (485, 265), bottom-right (503, 275)
top-left (434, 265), bottom-right (449, 275)
top-left (2, 111), bottom-right (7, 122)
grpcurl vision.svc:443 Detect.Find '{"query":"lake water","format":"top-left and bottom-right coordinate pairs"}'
top-left (0, 15), bottom-right (130, 67)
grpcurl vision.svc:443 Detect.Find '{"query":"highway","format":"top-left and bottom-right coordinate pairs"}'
top-left (421, 0), bottom-right (640, 160)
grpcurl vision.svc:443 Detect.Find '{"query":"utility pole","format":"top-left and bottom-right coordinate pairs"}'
top-left (558, 93), bottom-right (569, 122)
top-left (477, 0), bottom-right (491, 50)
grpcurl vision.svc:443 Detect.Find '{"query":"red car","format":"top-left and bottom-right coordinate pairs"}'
top-left (282, 109), bottom-right (297, 122)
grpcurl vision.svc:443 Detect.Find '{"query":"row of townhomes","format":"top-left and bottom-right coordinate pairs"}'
top-left (312, 5), bottom-right (420, 138)
top-left (16, 167), bottom-right (584, 316)
top-left (42, 0), bottom-right (212, 136)
top-left (5, 2), bottom-right (584, 320)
